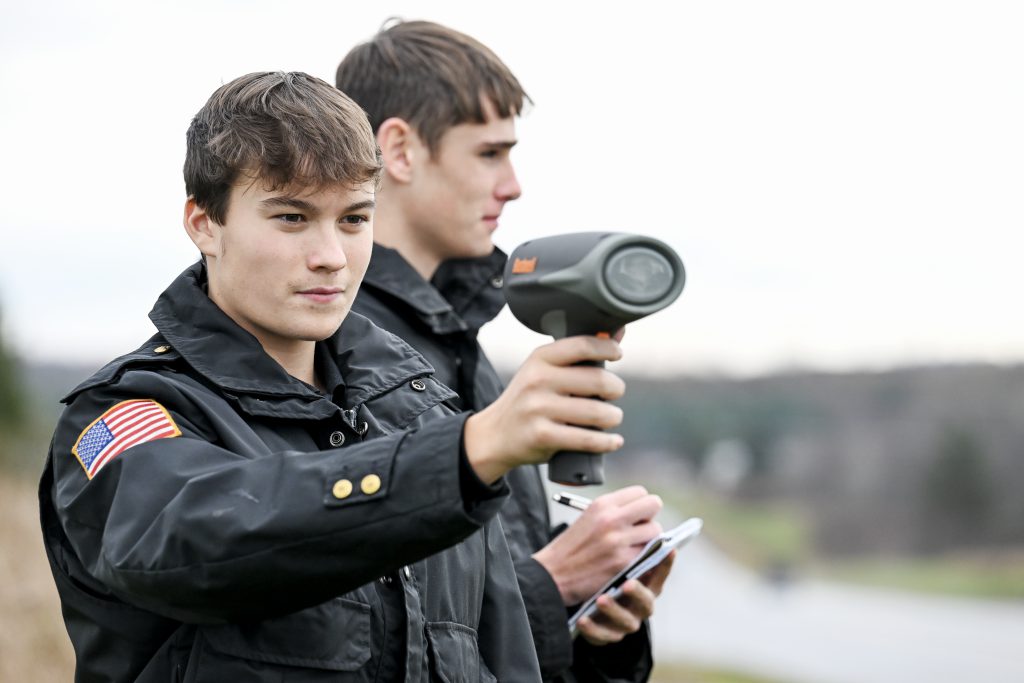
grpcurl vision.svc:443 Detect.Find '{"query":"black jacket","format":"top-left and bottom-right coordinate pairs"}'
top-left (40, 262), bottom-right (542, 682)
top-left (353, 245), bottom-right (654, 682)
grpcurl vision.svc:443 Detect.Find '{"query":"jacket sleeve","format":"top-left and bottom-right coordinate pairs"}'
top-left (514, 556), bottom-right (574, 678)
top-left (49, 371), bottom-right (507, 624)
top-left (520, 557), bottom-right (654, 683)
top-left (476, 517), bottom-right (543, 683)
top-left (515, 528), bottom-right (654, 682)
top-left (562, 625), bottom-right (653, 683)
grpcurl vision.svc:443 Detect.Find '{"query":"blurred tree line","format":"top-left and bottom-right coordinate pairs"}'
top-left (0, 305), bottom-right (26, 431)
top-left (609, 365), bottom-right (1024, 557)
top-left (12, 336), bottom-right (1024, 559)
top-left (0, 303), bottom-right (30, 472)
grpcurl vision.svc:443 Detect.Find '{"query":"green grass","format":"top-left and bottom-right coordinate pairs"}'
top-left (639, 482), bottom-right (1024, 600)
top-left (646, 486), bottom-right (813, 570)
top-left (651, 661), bottom-right (791, 683)
top-left (815, 553), bottom-right (1024, 600)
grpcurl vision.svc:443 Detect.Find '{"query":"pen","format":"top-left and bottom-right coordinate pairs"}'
top-left (552, 491), bottom-right (592, 512)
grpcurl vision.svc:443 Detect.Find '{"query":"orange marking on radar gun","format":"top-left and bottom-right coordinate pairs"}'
top-left (511, 257), bottom-right (538, 274)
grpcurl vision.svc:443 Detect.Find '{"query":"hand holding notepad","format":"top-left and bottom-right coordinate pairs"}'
top-left (552, 493), bottom-right (704, 638)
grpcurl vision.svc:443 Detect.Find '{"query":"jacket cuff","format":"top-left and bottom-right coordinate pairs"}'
top-left (514, 556), bottom-right (573, 678)
top-left (571, 620), bottom-right (653, 682)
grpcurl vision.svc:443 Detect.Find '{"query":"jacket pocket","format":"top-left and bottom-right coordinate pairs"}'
top-left (425, 621), bottom-right (497, 683)
top-left (193, 596), bottom-right (371, 680)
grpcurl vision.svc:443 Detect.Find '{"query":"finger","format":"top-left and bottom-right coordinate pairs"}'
top-left (591, 592), bottom-right (644, 633)
top-left (623, 519), bottom-right (663, 547)
top-left (612, 327), bottom-right (626, 342)
top-left (534, 336), bottom-right (623, 367)
top-left (594, 485), bottom-right (651, 507)
top-left (538, 422), bottom-right (624, 454)
top-left (547, 395), bottom-right (624, 431)
top-left (640, 550), bottom-right (677, 596)
top-left (550, 365), bottom-right (626, 401)
top-left (617, 493), bottom-right (664, 525)
top-left (577, 613), bottom-right (628, 646)
top-left (617, 579), bottom-right (656, 619)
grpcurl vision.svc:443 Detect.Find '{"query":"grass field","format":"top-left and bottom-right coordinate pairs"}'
top-left (818, 552), bottom-right (1024, 599)
top-left (0, 473), bottom-right (75, 681)
top-left (650, 662), bottom-right (790, 683)
top-left (653, 485), bottom-right (1024, 600)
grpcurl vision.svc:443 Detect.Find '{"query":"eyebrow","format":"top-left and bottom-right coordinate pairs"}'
top-left (344, 199), bottom-right (377, 212)
top-left (260, 196), bottom-right (376, 213)
top-left (479, 140), bottom-right (518, 150)
top-left (260, 196), bottom-right (317, 212)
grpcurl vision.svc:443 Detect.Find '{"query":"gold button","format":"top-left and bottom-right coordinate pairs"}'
top-left (332, 479), bottom-right (353, 499)
top-left (154, 345), bottom-right (170, 354)
top-left (361, 474), bottom-right (382, 495)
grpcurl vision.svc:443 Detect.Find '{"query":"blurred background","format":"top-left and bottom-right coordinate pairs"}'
top-left (2, 1), bottom-right (1023, 681)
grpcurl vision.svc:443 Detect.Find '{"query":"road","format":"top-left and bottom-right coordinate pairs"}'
top-left (650, 537), bottom-right (1024, 683)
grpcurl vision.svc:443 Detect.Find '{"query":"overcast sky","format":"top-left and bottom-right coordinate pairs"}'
top-left (1, 0), bottom-right (1022, 376)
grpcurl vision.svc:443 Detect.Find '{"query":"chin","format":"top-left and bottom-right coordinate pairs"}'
top-left (464, 238), bottom-right (495, 258)
top-left (297, 315), bottom-right (348, 341)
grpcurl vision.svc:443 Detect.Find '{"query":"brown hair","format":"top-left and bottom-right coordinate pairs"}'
top-left (335, 19), bottom-right (530, 154)
top-left (184, 71), bottom-right (381, 224)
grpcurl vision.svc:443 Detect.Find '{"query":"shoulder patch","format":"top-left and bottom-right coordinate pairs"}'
top-left (72, 399), bottom-right (181, 479)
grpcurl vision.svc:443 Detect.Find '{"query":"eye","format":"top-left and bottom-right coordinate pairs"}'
top-left (480, 149), bottom-right (499, 159)
top-left (340, 214), bottom-right (370, 228)
top-left (276, 213), bottom-right (305, 225)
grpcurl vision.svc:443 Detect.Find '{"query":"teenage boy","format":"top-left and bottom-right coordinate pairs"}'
top-left (338, 20), bottom-right (672, 682)
top-left (40, 71), bottom-right (627, 682)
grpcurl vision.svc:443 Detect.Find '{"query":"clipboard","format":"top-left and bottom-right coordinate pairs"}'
top-left (568, 517), bottom-right (703, 637)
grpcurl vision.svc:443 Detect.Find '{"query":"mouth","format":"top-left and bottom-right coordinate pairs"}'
top-left (483, 215), bottom-right (501, 230)
top-left (297, 287), bottom-right (344, 304)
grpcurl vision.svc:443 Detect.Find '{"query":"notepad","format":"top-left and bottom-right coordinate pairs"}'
top-left (568, 517), bottom-right (703, 638)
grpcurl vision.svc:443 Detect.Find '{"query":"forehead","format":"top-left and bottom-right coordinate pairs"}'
top-left (232, 175), bottom-right (376, 206)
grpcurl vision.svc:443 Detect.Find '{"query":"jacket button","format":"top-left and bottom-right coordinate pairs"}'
top-left (361, 474), bottom-right (382, 495)
top-left (332, 479), bottom-right (353, 499)
top-left (357, 421), bottom-right (369, 436)
top-left (490, 276), bottom-right (504, 288)
top-left (329, 431), bottom-right (345, 447)
top-left (403, 566), bottom-right (412, 580)
top-left (410, 379), bottom-right (426, 392)
top-left (154, 345), bottom-right (171, 353)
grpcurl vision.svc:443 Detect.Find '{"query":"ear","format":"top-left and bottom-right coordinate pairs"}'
top-left (377, 117), bottom-right (422, 184)
top-left (183, 197), bottom-right (221, 259)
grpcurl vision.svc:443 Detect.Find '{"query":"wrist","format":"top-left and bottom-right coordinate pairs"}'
top-left (532, 546), bottom-right (582, 606)
top-left (463, 412), bottom-right (509, 485)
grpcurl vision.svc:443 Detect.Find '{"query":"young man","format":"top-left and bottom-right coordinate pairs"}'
top-left (40, 71), bottom-right (627, 681)
top-left (338, 20), bottom-right (674, 682)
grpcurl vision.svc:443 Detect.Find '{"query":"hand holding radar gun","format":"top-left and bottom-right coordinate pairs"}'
top-left (503, 232), bottom-right (686, 486)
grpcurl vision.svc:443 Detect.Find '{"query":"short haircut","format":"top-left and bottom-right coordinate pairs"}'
top-left (184, 71), bottom-right (381, 225)
top-left (335, 19), bottom-right (530, 154)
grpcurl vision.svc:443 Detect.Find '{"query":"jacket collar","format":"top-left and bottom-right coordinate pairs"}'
top-left (148, 262), bottom-right (435, 413)
top-left (362, 244), bottom-right (508, 335)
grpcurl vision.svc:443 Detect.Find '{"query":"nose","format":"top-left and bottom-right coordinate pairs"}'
top-left (307, 224), bottom-right (347, 272)
top-left (496, 161), bottom-right (522, 202)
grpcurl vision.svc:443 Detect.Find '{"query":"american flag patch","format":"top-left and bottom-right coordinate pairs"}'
top-left (72, 399), bottom-right (181, 479)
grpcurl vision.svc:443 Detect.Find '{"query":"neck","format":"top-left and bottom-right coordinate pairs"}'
top-left (206, 274), bottom-right (321, 390)
top-left (373, 191), bottom-right (440, 281)
top-left (262, 339), bottom-right (320, 390)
